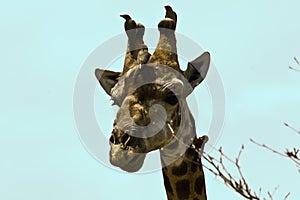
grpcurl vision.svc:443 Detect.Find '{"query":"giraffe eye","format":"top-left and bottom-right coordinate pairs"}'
top-left (165, 95), bottom-right (178, 105)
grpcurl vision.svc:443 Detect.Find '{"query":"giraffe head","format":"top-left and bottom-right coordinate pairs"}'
top-left (95, 6), bottom-right (210, 172)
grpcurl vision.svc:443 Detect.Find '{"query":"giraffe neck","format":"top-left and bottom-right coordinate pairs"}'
top-left (160, 139), bottom-right (207, 200)
top-left (159, 105), bottom-right (207, 200)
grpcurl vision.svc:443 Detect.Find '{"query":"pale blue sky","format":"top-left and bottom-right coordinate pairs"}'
top-left (1, 1), bottom-right (300, 200)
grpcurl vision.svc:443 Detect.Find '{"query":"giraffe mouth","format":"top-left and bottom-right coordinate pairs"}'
top-left (109, 121), bottom-right (176, 151)
top-left (108, 122), bottom-right (176, 172)
top-left (109, 130), bottom-right (148, 172)
top-left (109, 129), bottom-right (148, 153)
top-left (109, 143), bottom-right (146, 172)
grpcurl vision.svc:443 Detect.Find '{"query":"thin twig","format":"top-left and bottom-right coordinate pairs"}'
top-left (250, 138), bottom-right (300, 171)
top-left (182, 136), bottom-right (292, 199)
top-left (288, 66), bottom-right (300, 72)
top-left (294, 57), bottom-right (300, 65)
top-left (288, 57), bottom-right (300, 72)
top-left (250, 139), bottom-right (287, 157)
top-left (284, 122), bottom-right (300, 135)
top-left (283, 192), bottom-right (290, 200)
top-left (194, 141), bottom-right (293, 200)
top-left (200, 146), bottom-right (260, 199)
top-left (206, 143), bottom-right (236, 164)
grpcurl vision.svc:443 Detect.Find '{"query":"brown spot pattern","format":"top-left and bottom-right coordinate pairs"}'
top-left (172, 161), bottom-right (187, 176)
top-left (194, 176), bottom-right (205, 195)
top-left (191, 163), bottom-right (198, 173)
top-left (176, 179), bottom-right (190, 199)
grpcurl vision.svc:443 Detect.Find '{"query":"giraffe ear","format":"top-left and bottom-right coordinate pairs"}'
top-left (184, 52), bottom-right (210, 89)
top-left (95, 68), bottom-right (121, 96)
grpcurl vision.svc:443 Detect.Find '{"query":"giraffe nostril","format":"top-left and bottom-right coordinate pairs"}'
top-left (110, 128), bottom-right (119, 144)
top-left (109, 134), bottom-right (116, 144)
top-left (132, 111), bottom-right (150, 126)
top-left (130, 104), bottom-right (151, 126)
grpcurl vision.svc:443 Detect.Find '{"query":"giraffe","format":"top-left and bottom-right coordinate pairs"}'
top-left (95, 6), bottom-right (210, 200)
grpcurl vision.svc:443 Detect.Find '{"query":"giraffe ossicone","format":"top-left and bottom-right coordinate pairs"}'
top-left (95, 5), bottom-right (209, 200)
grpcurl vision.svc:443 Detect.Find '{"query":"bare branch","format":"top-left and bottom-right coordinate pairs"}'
top-left (283, 192), bottom-right (291, 200)
top-left (249, 139), bottom-right (286, 157)
top-left (288, 66), bottom-right (300, 72)
top-left (193, 145), bottom-right (284, 200)
top-left (207, 56), bottom-right (299, 200)
top-left (250, 139), bottom-right (300, 172)
top-left (294, 57), bottom-right (300, 65)
top-left (284, 122), bottom-right (300, 135)
top-left (288, 57), bottom-right (300, 72)
top-left (184, 138), bottom-right (293, 200)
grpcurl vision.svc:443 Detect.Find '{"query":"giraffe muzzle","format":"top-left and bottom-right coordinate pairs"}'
top-left (110, 127), bottom-right (147, 153)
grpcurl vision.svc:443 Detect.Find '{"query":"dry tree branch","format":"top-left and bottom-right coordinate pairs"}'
top-left (284, 122), bottom-right (300, 135)
top-left (283, 192), bottom-right (291, 200)
top-left (195, 145), bottom-right (289, 200)
top-left (201, 56), bottom-right (299, 199)
top-left (185, 140), bottom-right (292, 199)
top-left (249, 139), bottom-right (300, 172)
top-left (294, 57), bottom-right (300, 65)
top-left (268, 185), bottom-right (279, 200)
top-left (288, 57), bottom-right (300, 72)
top-left (250, 122), bottom-right (300, 172)
top-left (288, 66), bottom-right (300, 72)
top-left (249, 139), bottom-right (287, 157)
